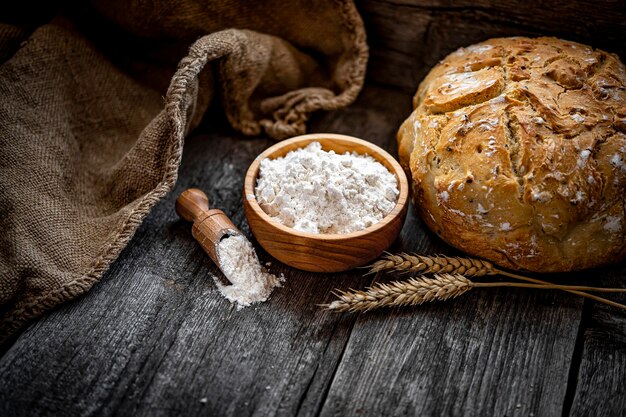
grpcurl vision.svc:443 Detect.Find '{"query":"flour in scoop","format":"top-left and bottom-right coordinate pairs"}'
top-left (255, 141), bottom-right (399, 234)
top-left (216, 234), bottom-right (284, 309)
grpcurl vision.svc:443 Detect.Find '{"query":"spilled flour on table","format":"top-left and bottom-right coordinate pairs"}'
top-left (216, 234), bottom-right (284, 309)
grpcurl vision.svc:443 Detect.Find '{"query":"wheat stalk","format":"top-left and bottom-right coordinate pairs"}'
top-left (367, 253), bottom-right (626, 310)
top-left (324, 273), bottom-right (626, 313)
top-left (367, 253), bottom-right (495, 277)
top-left (325, 274), bottom-right (473, 312)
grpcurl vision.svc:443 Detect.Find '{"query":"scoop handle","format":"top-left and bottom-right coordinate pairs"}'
top-left (176, 188), bottom-right (209, 222)
top-left (176, 188), bottom-right (240, 268)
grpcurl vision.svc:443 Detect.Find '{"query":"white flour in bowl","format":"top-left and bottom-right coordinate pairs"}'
top-left (255, 141), bottom-right (399, 234)
top-left (216, 234), bottom-right (284, 309)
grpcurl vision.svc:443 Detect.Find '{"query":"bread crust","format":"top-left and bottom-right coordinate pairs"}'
top-left (398, 37), bottom-right (626, 272)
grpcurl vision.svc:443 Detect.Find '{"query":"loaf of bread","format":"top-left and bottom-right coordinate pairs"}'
top-left (398, 37), bottom-right (626, 272)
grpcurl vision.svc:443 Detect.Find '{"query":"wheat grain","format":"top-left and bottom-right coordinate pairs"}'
top-left (368, 253), bottom-right (495, 277)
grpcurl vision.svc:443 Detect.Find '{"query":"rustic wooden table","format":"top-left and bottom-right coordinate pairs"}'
top-left (1, 1), bottom-right (625, 416)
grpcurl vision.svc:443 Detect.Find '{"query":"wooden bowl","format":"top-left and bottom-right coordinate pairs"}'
top-left (243, 133), bottom-right (409, 273)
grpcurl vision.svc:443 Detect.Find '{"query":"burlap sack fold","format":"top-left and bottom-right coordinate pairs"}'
top-left (0, 0), bottom-right (367, 343)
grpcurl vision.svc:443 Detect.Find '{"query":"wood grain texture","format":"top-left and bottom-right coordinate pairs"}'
top-left (1, 0), bottom-right (626, 415)
top-left (243, 134), bottom-right (409, 273)
top-left (568, 264), bottom-right (626, 417)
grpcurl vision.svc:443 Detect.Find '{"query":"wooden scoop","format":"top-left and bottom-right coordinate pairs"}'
top-left (175, 188), bottom-right (240, 270)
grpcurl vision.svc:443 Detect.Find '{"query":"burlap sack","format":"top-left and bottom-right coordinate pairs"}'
top-left (0, 0), bottom-right (367, 344)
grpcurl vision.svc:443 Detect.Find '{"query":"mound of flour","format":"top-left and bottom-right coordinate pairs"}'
top-left (216, 234), bottom-right (284, 309)
top-left (255, 141), bottom-right (399, 234)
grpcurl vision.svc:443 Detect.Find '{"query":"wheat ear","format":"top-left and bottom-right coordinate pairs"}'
top-left (324, 273), bottom-right (472, 312)
top-left (367, 253), bottom-right (625, 310)
top-left (367, 253), bottom-right (495, 277)
top-left (323, 273), bottom-right (626, 313)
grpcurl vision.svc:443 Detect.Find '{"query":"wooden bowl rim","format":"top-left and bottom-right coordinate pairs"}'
top-left (243, 133), bottom-right (409, 242)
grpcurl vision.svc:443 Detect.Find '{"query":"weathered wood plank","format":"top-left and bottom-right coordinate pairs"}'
top-left (360, 0), bottom-right (626, 93)
top-left (569, 265), bottom-right (626, 417)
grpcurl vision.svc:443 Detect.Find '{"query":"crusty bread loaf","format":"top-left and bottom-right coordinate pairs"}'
top-left (398, 37), bottom-right (626, 272)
